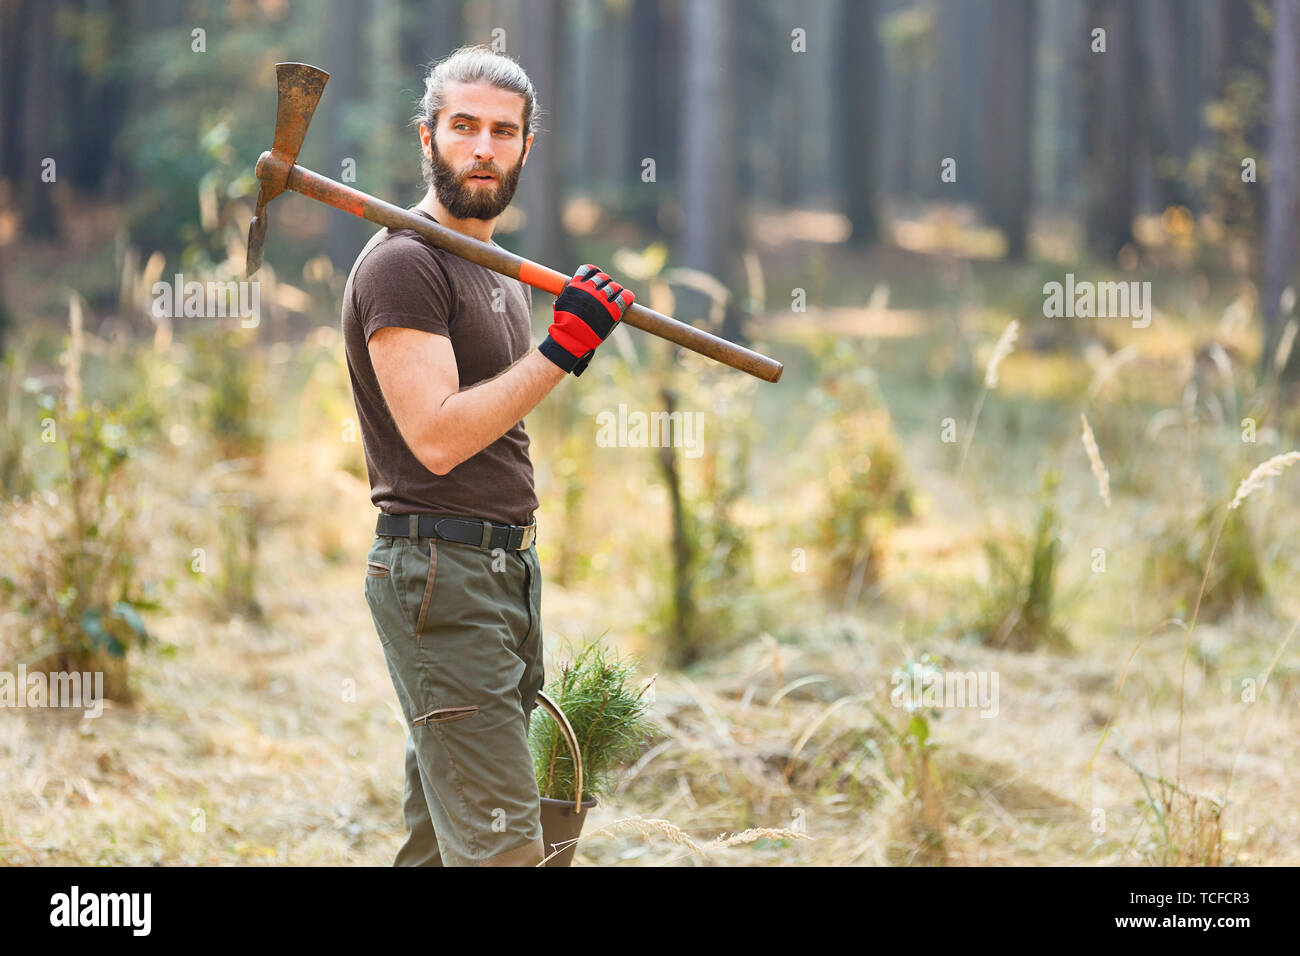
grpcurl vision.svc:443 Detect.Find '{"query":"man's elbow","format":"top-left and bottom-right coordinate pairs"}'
top-left (416, 441), bottom-right (457, 477)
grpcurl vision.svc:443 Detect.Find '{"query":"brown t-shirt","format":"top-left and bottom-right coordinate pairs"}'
top-left (341, 208), bottom-right (539, 526)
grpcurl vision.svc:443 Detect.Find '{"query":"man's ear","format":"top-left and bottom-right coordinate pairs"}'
top-left (521, 132), bottom-right (534, 165)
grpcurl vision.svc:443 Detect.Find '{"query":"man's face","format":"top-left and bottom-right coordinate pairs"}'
top-left (421, 80), bottom-right (532, 221)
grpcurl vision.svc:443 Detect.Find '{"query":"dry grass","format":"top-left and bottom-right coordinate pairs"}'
top-left (2, 291), bottom-right (1299, 867)
top-left (1079, 413), bottom-right (1111, 508)
top-left (5, 404), bottom-right (1298, 866)
top-left (1228, 451), bottom-right (1300, 511)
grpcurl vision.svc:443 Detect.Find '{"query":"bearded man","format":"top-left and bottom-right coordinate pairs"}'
top-left (341, 44), bottom-right (633, 867)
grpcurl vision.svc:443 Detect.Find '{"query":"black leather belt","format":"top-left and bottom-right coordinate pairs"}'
top-left (376, 512), bottom-right (537, 551)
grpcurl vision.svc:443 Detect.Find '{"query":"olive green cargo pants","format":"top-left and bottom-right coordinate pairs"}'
top-left (364, 529), bottom-right (545, 866)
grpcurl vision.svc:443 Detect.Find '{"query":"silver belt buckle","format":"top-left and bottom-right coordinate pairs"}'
top-left (520, 521), bottom-right (536, 550)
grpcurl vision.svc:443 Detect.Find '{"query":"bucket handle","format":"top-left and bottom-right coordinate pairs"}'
top-left (534, 689), bottom-right (584, 814)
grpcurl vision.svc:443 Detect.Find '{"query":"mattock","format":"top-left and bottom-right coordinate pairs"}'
top-left (245, 62), bottom-right (783, 384)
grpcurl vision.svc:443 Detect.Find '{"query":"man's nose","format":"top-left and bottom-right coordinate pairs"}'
top-left (473, 130), bottom-right (495, 162)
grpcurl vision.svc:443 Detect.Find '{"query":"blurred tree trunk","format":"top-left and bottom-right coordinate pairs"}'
top-left (657, 0), bottom-right (683, 223)
top-left (629, 0), bottom-right (665, 232)
top-left (731, 0), bottom-right (774, 207)
top-left (680, 0), bottom-right (733, 284)
top-left (1263, 0), bottom-right (1300, 379)
top-left (518, 0), bottom-right (567, 268)
top-left (328, 0), bottom-right (367, 270)
top-left (1140, 0), bottom-right (1194, 211)
top-left (1211, 0), bottom-right (1255, 97)
top-left (18, 0), bottom-right (56, 237)
top-left (897, 61), bottom-right (917, 198)
top-left (91, 0), bottom-right (131, 197)
top-left (1083, 0), bottom-right (1137, 259)
top-left (60, 0), bottom-right (93, 191)
top-left (957, 0), bottom-right (989, 204)
top-left (401, 0), bottom-right (462, 68)
top-left (982, 0), bottom-right (1035, 259)
top-left (654, 384), bottom-right (698, 667)
top-left (1170, 0), bottom-right (1201, 163)
top-left (835, 0), bottom-right (879, 246)
top-left (775, 14), bottom-right (804, 206)
top-left (679, 0), bottom-right (750, 344)
top-left (577, 0), bottom-right (619, 196)
top-left (0, 0), bottom-right (23, 184)
top-left (938, 0), bottom-right (966, 200)
top-left (1036, 0), bottom-right (1081, 211)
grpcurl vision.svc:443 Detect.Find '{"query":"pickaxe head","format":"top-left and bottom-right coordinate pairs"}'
top-left (245, 62), bottom-right (330, 278)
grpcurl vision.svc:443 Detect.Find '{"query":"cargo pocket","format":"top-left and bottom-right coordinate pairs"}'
top-left (411, 538), bottom-right (439, 645)
top-left (363, 537), bottom-right (407, 648)
top-left (412, 705), bottom-right (478, 726)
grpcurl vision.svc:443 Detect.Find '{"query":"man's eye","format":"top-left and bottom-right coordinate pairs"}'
top-left (453, 123), bottom-right (470, 131)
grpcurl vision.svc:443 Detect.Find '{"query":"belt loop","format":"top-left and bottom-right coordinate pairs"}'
top-left (408, 514), bottom-right (418, 540)
top-left (479, 521), bottom-right (493, 549)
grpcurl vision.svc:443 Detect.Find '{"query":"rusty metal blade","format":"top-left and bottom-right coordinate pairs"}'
top-left (245, 210), bottom-right (267, 278)
top-left (271, 62), bottom-right (329, 165)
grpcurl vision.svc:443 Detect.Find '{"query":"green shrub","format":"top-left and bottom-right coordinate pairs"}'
top-left (0, 391), bottom-right (157, 701)
top-left (805, 338), bottom-right (914, 602)
top-left (530, 641), bottom-right (658, 804)
top-left (188, 326), bottom-right (266, 461)
top-left (0, 349), bottom-right (33, 497)
top-left (1147, 504), bottom-right (1266, 621)
top-left (188, 328), bottom-right (269, 617)
top-left (867, 665), bottom-right (947, 866)
top-left (647, 367), bottom-right (764, 667)
top-left (968, 470), bottom-right (1070, 652)
top-left (1116, 745), bottom-right (1225, 866)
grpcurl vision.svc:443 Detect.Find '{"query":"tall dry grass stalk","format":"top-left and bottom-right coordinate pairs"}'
top-left (1273, 319), bottom-right (1297, 375)
top-left (1079, 413), bottom-right (1111, 508)
top-left (984, 319), bottom-right (1019, 389)
top-left (63, 293), bottom-right (84, 413)
top-left (1228, 452), bottom-right (1300, 510)
top-left (958, 319), bottom-right (1019, 475)
top-left (1173, 450), bottom-right (1297, 783)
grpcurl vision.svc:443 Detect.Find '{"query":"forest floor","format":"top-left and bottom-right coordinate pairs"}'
top-left (3, 212), bottom-right (1299, 866)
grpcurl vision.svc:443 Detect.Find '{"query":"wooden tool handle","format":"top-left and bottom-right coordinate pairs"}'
top-left (272, 158), bottom-right (784, 383)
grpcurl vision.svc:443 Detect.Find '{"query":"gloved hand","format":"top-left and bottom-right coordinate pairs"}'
top-left (539, 264), bottom-right (635, 377)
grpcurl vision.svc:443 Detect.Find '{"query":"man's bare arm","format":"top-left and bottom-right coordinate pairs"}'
top-left (369, 325), bottom-right (565, 476)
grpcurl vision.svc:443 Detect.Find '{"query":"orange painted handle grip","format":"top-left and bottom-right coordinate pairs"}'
top-left (519, 260), bottom-right (567, 297)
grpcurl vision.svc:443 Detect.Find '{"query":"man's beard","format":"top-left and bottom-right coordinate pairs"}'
top-left (427, 133), bottom-right (524, 221)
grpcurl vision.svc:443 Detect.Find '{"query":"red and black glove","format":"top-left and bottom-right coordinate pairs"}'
top-left (539, 264), bottom-right (635, 377)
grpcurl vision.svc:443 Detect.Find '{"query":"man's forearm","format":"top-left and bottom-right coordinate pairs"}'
top-left (424, 348), bottom-right (566, 475)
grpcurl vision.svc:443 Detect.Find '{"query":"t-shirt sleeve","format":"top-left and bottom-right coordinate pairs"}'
top-left (353, 237), bottom-right (453, 343)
